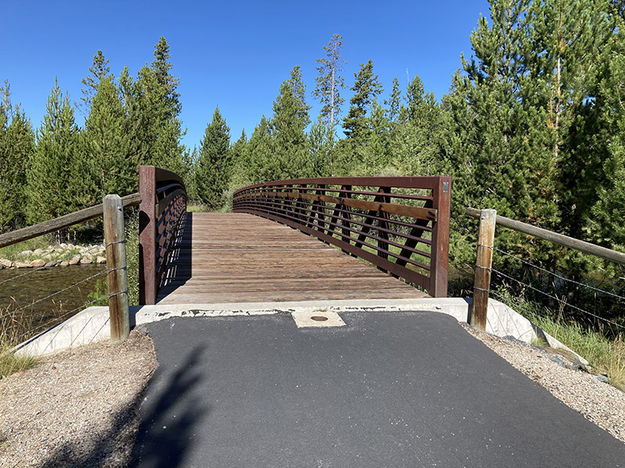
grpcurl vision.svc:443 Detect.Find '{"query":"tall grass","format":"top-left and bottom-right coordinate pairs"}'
top-left (125, 210), bottom-right (140, 306)
top-left (496, 289), bottom-right (625, 391)
top-left (0, 307), bottom-right (39, 379)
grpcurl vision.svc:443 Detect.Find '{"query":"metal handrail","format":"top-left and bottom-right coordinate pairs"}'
top-left (233, 176), bottom-right (452, 297)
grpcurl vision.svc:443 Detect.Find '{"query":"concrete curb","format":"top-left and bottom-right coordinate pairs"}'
top-left (14, 297), bottom-right (586, 365)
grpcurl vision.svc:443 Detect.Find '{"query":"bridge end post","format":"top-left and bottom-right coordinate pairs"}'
top-left (429, 177), bottom-right (451, 297)
top-left (139, 165), bottom-right (157, 305)
top-left (103, 194), bottom-right (130, 341)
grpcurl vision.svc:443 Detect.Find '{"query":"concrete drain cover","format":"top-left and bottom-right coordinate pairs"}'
top-left (291, 310), bottom-right (345, 328)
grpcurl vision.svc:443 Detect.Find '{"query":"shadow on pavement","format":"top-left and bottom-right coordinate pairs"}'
top-left (130, 344), bottom-right (209, 467)
top-left (37, 344), bottom-right (207, 468)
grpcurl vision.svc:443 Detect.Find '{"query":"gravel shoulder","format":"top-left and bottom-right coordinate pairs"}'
top-left (0, 330), bottom-right (156, 467)
top-left (463, 323), bottom-right (625, 443)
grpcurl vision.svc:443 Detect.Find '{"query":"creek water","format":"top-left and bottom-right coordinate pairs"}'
top-left (0, 264), bottom-right (106, 340)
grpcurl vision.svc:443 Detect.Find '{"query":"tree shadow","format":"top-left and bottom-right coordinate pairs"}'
top-left (38, 344), bottom-right (208, 468)
top-left (130, 343), bottom-right (209, 467)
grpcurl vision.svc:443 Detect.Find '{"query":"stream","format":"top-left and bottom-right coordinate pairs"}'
top-left (0, 264), bottom-right (106, 339)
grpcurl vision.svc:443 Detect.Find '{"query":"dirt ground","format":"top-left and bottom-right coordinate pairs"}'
top-left (0, 330), bottom-right (156, 467)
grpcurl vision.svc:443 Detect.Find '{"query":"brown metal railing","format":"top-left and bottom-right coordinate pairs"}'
top-left (139, 166), bottom-right (187, 304)
top-left (233, 176), bottom-right (452, 297)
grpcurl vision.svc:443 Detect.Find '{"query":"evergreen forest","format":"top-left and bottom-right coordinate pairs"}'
top-left (1, 0), bottom-right (624, 326)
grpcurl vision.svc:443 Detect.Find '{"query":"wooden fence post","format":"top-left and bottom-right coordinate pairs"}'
top-left (470, 209), bottom-right (496, 331)
top-left (103, 194), bottom-right (130, 342)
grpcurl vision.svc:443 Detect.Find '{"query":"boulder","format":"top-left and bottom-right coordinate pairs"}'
top-left (0, 259), bottom-right (13, 268)
top-left (17, 250), bottom-right (32, 258)
top-left (595, 374), bottom-right (609, 384)
top-left (59, 261), bottom-right (69, 267)
top-left (45, 261), bottom-right (59, 268)
top-left (96, 256), bottom-right (107, 265)
top-left (68, 255), bottom-right (81, 266)
top-left (15, 261), bottom-right (32, 268)
top-left (80, 256), bottom-right (93, 265)
top-left (33, 248), bottom-right (43, 256)
top-left (30, 259), bottom-right (46, 268)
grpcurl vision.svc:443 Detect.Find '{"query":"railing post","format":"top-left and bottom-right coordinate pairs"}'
top-left (430, 177), bottom-right (451, 297)
top-left (103, 194), bottom-right (130, 342)
top-left (139, 165), bottom-right (157, 305)
top-left (470, 209), bottom-right (496, 331)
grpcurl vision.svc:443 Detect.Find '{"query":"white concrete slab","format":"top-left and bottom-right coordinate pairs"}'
top-left (291, 310), bottom-right (346, 328)
top-left (13, 297), bottom-right (585, 365)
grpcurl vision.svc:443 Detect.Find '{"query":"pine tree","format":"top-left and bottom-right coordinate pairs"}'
top-left (122, 37), bottom-right (186, 174)
top-left (444, 0), bottom-right (543, 223)
top-left (83, 76), bottom-right (134, 198)
top-left (524, 0), bottom-right (616, 238)
top-left (313, 34), bottom-right (346, 133)
top-left (268, 72), bottom-right (311, 179)
top-left (590, 11), bottom-right (625, 248)
top-left (195, 107), bottom-right (231, 208)
top-left (27, 79), bottom-right (78, 223)
top-left (343, 59), bottom-right (383, 140)
top-left (390, 74), bottom-right (446, 176)
top-left (307, 119), bottom-right (333, 176)
top-left (229, 130), bottom-right (247, 170)
top-left (241, 116), bottom-right (274, 183)
top-left (288, 66), bottom-right (311, 127)
top-left (386, 78), bottom-right (401, 123)
top-left (80, 50), bottom-right (111, 112)
top-left (152, 37), bottom-right (181, 117)
top-left (0, 82), bottom-right (35, 232)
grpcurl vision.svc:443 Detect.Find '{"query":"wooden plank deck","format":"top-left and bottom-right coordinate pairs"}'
top-left (157, 212), bottom-right (428, 304)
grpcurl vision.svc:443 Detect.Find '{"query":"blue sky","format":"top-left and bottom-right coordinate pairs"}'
top-left (1, 0), bottom-right (490, 149)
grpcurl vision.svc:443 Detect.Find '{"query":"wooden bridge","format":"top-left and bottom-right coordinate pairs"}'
top-left (138, 168), bottom-right (451, 306)
top-left (0, 166), bottom-right (452, 341)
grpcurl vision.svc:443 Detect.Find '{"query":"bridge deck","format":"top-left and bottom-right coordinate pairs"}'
top-left (157, 212), bottom-right (428, 304)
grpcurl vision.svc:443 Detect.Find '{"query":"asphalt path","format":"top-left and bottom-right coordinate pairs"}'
top-left (131, 312), bottom-right (625, 467)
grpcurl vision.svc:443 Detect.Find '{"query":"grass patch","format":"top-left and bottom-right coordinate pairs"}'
top-left (496, 289), bottom-right (625, 390)
top-left (187, 203), bottom-right (211, 213)
top-left (0, 348), bottom-right (38, 380)
top-left (0, 236), bottom-right (52, 261)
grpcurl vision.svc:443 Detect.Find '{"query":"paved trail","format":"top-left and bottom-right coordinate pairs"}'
top-left (131, 312), bottom-right (625, 467)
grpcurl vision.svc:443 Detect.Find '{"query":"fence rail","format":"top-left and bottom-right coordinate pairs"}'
top-left (233, 176), bottom-right (451, 297)
top-left (0, 193), bottom-right (141, 249)
top-left (465, 207), bottom-right (625, 330)
top-left (465, 207), bottom-right (625, 265)
top-left (139, 165), bottom-right (187, 305)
